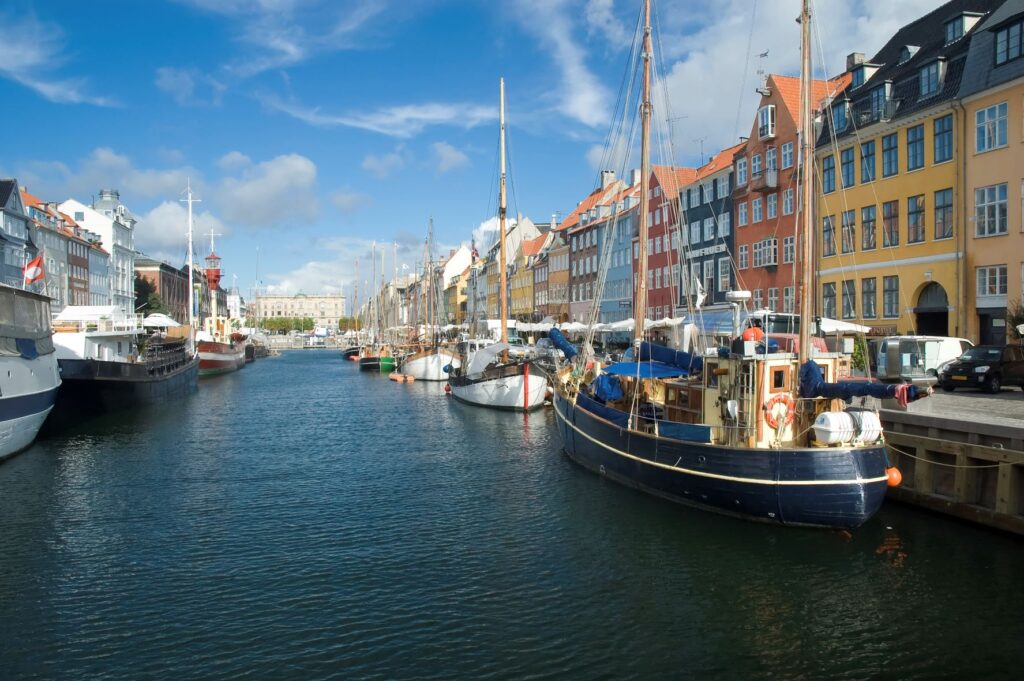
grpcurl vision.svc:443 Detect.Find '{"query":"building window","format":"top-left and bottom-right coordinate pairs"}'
top-left (736, 158), bottom-right (747, 185)
top-left (882, 133), bottom-right (898, 177)
top-left (766, 147), bottom-right (777, 170)
top-left (907, 195), bottom-right (925, 243)
top-left (933, 114), bottom-right (953, 163)
top-left (881, 200), bottom-right (900, 247)
top-left (842, 280), bottom-right (856, 319)
top-left (783, 236), bottom-right (795, 264)
top-left (919, 62), bottom-right (941, 97)
top-left (751, 154), bottom-right (762, 177)
top-left (946, 18), bottom-right (964, 44)
top-left (860, 140), bottom-right (875, 183)
top-left (822, 155), bottom-right (835, 193)
top-left (718, 257), bottom-right (731, 292)
top-left (934, 189), bottom-right (953, 240)
top-left (767, 194), bottom-right (777, 219)
top-left (782, 188), bottom-right (794, 215)
top-left (861, 205), bottom-right (877, 250)
top-left (833, 102), bottom-right (848, 132)
top-left (823, 282), bottom-right (837, 319)
top-left (862, 277), bottom-right (877, 319)
top-left (758, 104), bottom-right (776, 138)
top-left (977, 265), bottom-right (1008, 296)
top-left (703, 260), bottom-right (714, 294)
top-left (839, 147), bottom-right (854, 188)
top-left (739, 245), bottom-right (749, 269)
top-left (883, 276), bottom-right (899, 318)
top-left (768, 287), bottom-right (779, 312)
top-left (995, 20), bottom-right (1023, 65)
top-left (907, 125), bottom-right (925, 171)
top-left (975, 102), bottom-right (1008, 152)
top-left (718, 212), bottom-right (731, 236)
top-left (752, 198), bottom-right (763, 222)
top-left (716, 178), bottom-right (727, 200)
top-left (738, 202), bottom-right (748, 226)
top-left (753, 288), bottom-right (763, 309)
top-left (851, 67), bottom-right (865, 88)
top-left (841, 210), bottom-right (856, 253)
top-left (870, 85), bottom-right (888, 119)
top-left (703, 217), bottom-right (715, 241)
top-left (690, 221), bottom-right (700, 244)
top-left (823, 215), bottom-right (836, 257)
top-left (783, 286), bottom-right (795, 313)
top-left (975, 183), bottom-right (1008, 236)
top-left (781, 142), bottom-right (793, 169)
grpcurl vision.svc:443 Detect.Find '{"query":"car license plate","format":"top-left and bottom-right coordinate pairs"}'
top-left (952, 375), bottom-right (967, 381)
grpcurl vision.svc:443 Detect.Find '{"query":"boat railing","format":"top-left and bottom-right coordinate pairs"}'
top-left (53, 314), bottom-right (145, 334)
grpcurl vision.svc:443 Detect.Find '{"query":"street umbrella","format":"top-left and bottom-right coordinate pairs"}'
top-left (143, 313), bottom-right (181, 328)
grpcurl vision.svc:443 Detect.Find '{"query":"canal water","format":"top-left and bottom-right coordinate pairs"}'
top-left (2, 350), bottom-right (1023, 679)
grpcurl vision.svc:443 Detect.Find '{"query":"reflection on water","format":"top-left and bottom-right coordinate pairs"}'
top-left (0, 350), bottom-right (1022, 679)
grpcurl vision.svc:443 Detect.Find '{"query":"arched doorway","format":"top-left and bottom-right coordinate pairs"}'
top-left (914, 282), bottom-right (948, 335)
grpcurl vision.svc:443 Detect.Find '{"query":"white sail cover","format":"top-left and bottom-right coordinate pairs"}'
top-left (467, 342), bottom-right (509, 375)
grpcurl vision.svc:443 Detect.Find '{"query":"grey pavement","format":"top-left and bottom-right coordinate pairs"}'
top-left (902, 386), bottom-right (1023, 430)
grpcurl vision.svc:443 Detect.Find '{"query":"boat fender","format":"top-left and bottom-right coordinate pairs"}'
top-left (764, 394), bottom-right (796, 429)
top-left (444, 384), bottom-right (452, 395)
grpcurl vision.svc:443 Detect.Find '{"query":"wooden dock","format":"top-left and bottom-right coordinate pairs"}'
top-left (881, 398), bottom-right (1024, 536)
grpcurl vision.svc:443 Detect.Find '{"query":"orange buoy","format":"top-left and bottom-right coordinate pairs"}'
top-left (444, 384), bottom-right (452, 394)
top-left (886, 467), bottom-right (902, 488)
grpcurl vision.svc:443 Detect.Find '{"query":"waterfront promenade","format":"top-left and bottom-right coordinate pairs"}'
top-left (1, 351), bottom-right (1023, 679)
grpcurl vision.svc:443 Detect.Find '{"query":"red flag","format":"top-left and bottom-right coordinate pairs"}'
top-left (23, 255), bottom-right (44, 284)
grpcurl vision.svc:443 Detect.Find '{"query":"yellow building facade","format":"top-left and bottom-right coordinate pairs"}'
top-left (510, 252), bottom-right (534, 320)
top-left (816, 102), bottom-right (961, 337)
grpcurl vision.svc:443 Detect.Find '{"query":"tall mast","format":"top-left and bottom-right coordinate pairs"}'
top-left (797, 0), bottom-right (814, 364)
top-left (181, 179), bottom-right (199, 330)
top-left (371, 241), bottom-right (376, 344)
top-left (354, 258), bottom-right (360, 339)
top-left (428, 217), bottom-right (435, 346)
top-left (499, 77), bottom-right (509, 347)
top-left (634, 0), bottom-right (652, 345)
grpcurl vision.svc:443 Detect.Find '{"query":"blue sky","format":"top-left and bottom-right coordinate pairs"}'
top-left (0, 0), bottom-right (939, 306)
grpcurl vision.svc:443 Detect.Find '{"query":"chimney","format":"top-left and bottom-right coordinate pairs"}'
top-left (846, 52), bottom-right (865, 71)
top-left (600, 170), bottom-right (616, 189)
top-left (630, 168), bottom-right (642, 186)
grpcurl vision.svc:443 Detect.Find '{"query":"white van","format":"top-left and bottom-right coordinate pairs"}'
top-left (875, 335), bottom-right (973, 381)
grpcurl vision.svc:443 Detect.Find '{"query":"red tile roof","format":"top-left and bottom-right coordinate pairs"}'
top-left (522, 234), bottom-right (547, 257)
top-left (770, 73), bottom-right (851, 123)
top-left (557, 182), bottom-right (621, 232)
top-left (651, 165), bottom-right (698, 196)
top-left (696, 141), bottom-right (747, 180)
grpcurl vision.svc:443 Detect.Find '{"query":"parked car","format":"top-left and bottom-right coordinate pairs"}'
top-left (938, 345), bottom-right (1024, 393)
top-left (875, 335), bottom-right (973, 381)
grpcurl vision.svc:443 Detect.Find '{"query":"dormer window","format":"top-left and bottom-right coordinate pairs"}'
top-left (833, 101), bottom-right (848, 132)
top-left (919, 60), bottom-right (944, 97)
top-left (851, 67), bottom-right (865, 88)
top-left (899, 45), bottom-right (920, 64)
top-left (945, 18), bottom-right (964, 44)
top-left (758, 105), bottom-right (776, 139)
top-left (995, 19), bottom-right (1023, 65)
top-left (870, 84), bottom-right (889, 120)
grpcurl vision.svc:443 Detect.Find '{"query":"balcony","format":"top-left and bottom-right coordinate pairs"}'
top-left (749, 168), bottom-right (778, 193)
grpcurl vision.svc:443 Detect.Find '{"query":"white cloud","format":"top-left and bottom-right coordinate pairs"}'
top-left (361, 147), bottom-right (406, 179)
top-left (510, 0), bottom-right (610, 127)
top-left (217, 153), bottom-right (318, 226)
top-left (650, 0), bottom-right (943, 164)
top-left (0, 11), bottom-right (115, 106)
top-left (176, 0), bottom-right (386, 77)
top-left (432, 142), bottom-right (470, 173)
top-left (154, 67), bottom-right (225, 105)
top-left (584, 0), bottom-right (628, 45)
top-left (260, 93), bottom-right (497, 138)
top-left (217, 150), bottom-right (252, 170)
top-left (13, 148), bottom-right (202, 202)
top-left (331, 189), bottom-right (372, 214)
top-left (137, 201), bottom-right (230, 256)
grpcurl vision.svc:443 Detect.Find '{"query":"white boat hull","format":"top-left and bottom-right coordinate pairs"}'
top-left (0, 353), bottom-right (61, 461)
top-left (402, 350), bottom-right (460, 381)
top-left (449, 366), bottom-right (549, 411)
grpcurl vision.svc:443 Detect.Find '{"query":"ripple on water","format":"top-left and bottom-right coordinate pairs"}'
top-left (1, 350), bottom-right (1023, 679)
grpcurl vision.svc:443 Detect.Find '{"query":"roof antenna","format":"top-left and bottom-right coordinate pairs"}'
top-left (756, 50), bottom-right (771, 96)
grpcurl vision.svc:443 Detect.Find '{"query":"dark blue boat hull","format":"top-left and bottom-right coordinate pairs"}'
top-left (553, 389), bottom-right (889, 529)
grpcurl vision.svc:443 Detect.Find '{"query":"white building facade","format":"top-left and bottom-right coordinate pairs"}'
top-left (60, 190), bottom-right (136, 315)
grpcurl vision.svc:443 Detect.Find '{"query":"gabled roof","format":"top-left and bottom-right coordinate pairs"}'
top-left (557, 182), bottom-right (621, 231)
top-left (522, 234), bottom-right (547, 257)
top-left (695, 142), bottom-right (746, 180)
top-left (0, 179), bottom-right (16, 208)
top-left (20, 187), bottom-right (43, 208)
top-left (770, 73), bottom-right (851, 122)
top-left (651, 165), bottom-right (698, 196)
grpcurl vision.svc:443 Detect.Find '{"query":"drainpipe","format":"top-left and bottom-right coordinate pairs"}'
top-left (953, 98), bottom-right (967, 339)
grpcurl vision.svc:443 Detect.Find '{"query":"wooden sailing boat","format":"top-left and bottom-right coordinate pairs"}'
top-left (448, 78), bottom-right (549, 411)
top-left (400, 219), bottom-right (460, 380)
top-left (358, 242), bottom-right (394, 372)
top-left (550, 0), bottom-right (926, 529)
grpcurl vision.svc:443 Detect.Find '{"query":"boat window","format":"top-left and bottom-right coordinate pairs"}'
top-left (705, 362), bottom-right (719, 388)
top-left (771, 367), bottom-right (789, 392)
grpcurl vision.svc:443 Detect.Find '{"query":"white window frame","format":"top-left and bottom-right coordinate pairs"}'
top-left (718, 257), bottom-right (731, 293)
top-left (781, 142), bottom-right (794, 169)
top-left (738, 202), bottom-right (748, 226)
top-left (739, 245), bottom-right (749, 269)
top-left (975, 102), bottom-right (1008, 153)
top-left (783, 188), bottom-right (794, 215)
top-left (767, 194), bottom-right (777, 219)
top-left (975, 183), bottom-right (1008, 236)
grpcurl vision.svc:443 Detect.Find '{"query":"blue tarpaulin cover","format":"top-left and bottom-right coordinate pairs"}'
top-left (798, 360), bottom-right (922, 401)
top-left (576, 392), bottom-right (630, 428)
top-left (16, 338), bottom-right (38, 360)
top-left (603, 361), bottom-right (687, 379)
top-left (548, 328), bottom-right (579, 360)
top-left (593, 373), bottom-right (623, 402)
top-left (638, 341), bottom-right (703, 374)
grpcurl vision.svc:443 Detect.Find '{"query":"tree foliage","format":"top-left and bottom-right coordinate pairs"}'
top-left (1008, 300), bottom-right (1024, 339)
top-left (260, 316), bottom-right (315, 333)
top-left (134, 273), bottom-right (155, 312)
